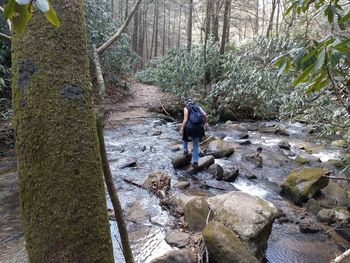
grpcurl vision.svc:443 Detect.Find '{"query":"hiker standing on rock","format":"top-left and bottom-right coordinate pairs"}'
top-left (180, 98), bottom-right (208, 167)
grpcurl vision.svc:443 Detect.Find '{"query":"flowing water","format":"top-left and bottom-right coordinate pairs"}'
top-left (1, 118), bottom-right (349, 263)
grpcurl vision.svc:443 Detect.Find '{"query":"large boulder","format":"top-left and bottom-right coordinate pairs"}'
top-left (203, 221), bottom-right (259, 263)
top-left (184, 197), bottom-right (209, 232)
top-left (207, 140), bottom-right (235, 158)
top-left (171, 153), bottom-right (192, 169)
top-left (281, 167), bottom-right (329, 204)
top-left (207, 192), bottom-right (279, 260)
top-left (150, 249), bottom-right (196, 263)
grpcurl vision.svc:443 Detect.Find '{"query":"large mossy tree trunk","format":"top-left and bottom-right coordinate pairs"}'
top-left (11, 1), bottom-right (114, 262)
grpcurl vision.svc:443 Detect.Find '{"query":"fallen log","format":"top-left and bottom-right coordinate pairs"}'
top-left (331, 248), bottom-right (350, 263)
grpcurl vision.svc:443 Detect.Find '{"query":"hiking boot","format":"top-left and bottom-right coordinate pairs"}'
top-left (191, 162), bottom-right (198, 168)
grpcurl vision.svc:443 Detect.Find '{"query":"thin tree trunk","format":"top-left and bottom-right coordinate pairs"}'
top-left (154, 0), bottom-right (159, 57)
top-left (177, 6), bottom-right (182, 48)
top-left (162, 0), bottom-right (166, 56)
top-left (204, 0), bottom-right (212, 87)
top-left (211, 0), bottom-right (220, 42)
top-left (226, 3), bottom-right (231, 44)
top-left (12, 0), bottom-right (114, 261)
top-left (125, 0), bottom-right (129, 20)
top-left (262, 0), bottom-right (265, 34)
top-left (266, 0), bottom-right (277, 38)
top-left (187, 0), bottom-right (193, 52)
top-left (254, 0), bottom-right (259, 34)
top-left (172, 7), bottom-right (176, 48)
top-left (220, 0), bottom-right (231, 55)
top-left (167, 5), bottom-right (171, 50)
top-left (132, 0), bottom-right (139, 53)
top-left (276, 0), bottom-right (280, 37)
top-left (96, 119), bottom-right (134, 263)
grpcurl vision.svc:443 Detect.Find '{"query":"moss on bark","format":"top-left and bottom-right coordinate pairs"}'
top-left (11, 1), bottom-right (114, 262)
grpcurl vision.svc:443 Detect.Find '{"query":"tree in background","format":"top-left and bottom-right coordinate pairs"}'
top-left (10, 0), bottom-right (114, 261)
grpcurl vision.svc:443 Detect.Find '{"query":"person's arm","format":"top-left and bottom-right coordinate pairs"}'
top-left (180, 107), bottom-right (188, 133)
top-left (200, 107), bottom-right (208, 128)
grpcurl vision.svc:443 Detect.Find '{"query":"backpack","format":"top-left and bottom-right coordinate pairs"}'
top-left (188, 103), bottom-right (204, 125)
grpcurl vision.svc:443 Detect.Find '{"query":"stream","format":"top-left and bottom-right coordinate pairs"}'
top-left (0, 117), bottom-right (349, 263)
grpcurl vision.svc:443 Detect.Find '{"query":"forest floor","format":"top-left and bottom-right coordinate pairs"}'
top-left (105, 82), bottom-right (172, 127)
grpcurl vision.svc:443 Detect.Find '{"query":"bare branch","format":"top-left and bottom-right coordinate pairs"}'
top-left (0, 32), bottom-right (11, 41)
top-left (97, 0), bottom-right (143, 55)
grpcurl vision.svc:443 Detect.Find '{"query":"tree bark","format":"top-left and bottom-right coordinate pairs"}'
top-left (11, 1), bottom-right (114, 262)
top-left (154, 0), bottom-right (159, 57)
top-left (266, 0), bottom-right (277, 38)
top-left (204, 0), bottom-right (212, 86)
top-left (254, 0), bottom-right (259, 34)
top-left (220, 0), bottom-right (231, 55)
top-left (177, 6), bottom-right (182, 48)
top-left (187, 0), bottom-right (193, 52)
top-left (162, 0), bottom-right (166, 56)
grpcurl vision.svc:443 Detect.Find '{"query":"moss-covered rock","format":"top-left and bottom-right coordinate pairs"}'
top-left (203, 221), bottom-right (259, 263)
top-left (305, 198), bottom-right (322, 215)
top-left (207, 140), bottom-right (235, 158)
top-left (150, 249), bottom-right (196, 263)
top-left (184, 197), bottom-right (209, 232)
top-left (220, 109), bottom-right (236, 122)
top-left (207, 192), bottom-right (279, 260)
top-left (281, 167), bottom-right (329, 204)
top-left (321, 182), bottom-right (350, 209)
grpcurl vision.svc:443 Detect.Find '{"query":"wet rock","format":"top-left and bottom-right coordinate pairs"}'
top-left (331, 139), bottom-right (348, 148)
top-left (241, 123), bottom-right (258, 131)
top-left (171, 153), bottom-right (192, 169)
top-left (299, 220), bottom-right (321, 233)
top-left (278, 140), bottom-right (291, 150)
top-left (150, 249), bottom-right (196, 263)
top-left (281, 167), bottom-right (329, 204)
top-left (171, 145), bottom-right (181, 152)
top-left (173, 181), bottom-right (190, 190)
top-left (114, 157), bottom-right (137, 169)
top-left (305, 198), bottom-right (322, 216)
top-left (155, 114), bottom-right (175, 123)
top-left (169, 193), bottom-right (198, 211)
top-left (207, 163), bottom-right (224, 180)
top-left (207, 140), bottom-right (235, 158)
top-left (202, 180), bottom-right (238, 191)
top-left (184, 197), bottom-right (209, 232)
top-left (203, 221), bottom-right (259, 263)
top-left (258, 125), bottom-right (289, 136)
top-left (321, 182), bottom-right (350, 209)
top-left (239, 140), bottom-right (252, 145)
top-left (125, 202), bottom-right (151, 222)
top-left (229, 123), bottom-right (248, 132)
top-left (295, 155), bottom-right (309, 165)
top-left (296, 152), bottom-right (321, 164)
top-left (153, 120), bottom-right (164, 127)
top-left (216, 160), bottom-right (240, 182)
top-left (207, 191), bottom-right (279, 261)
top-left (336, 221), bottom-right (350, 242)
top-left (186, 155), bottom-right (215, 174)
top-left (150, 128), bottom-right (162, 136)
top-left (317, 209), bottom-right (336, 224)
top-left (165, 230), bottom-right (191, 248)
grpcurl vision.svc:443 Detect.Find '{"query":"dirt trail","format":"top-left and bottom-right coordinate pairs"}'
top-left (106, 82), bottom-right (166, 126)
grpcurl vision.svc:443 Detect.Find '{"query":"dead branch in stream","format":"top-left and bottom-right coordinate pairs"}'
top-left (323, 176), bottom-right (350, 182)
top-left (331, 248), bottom-right (350, 263)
